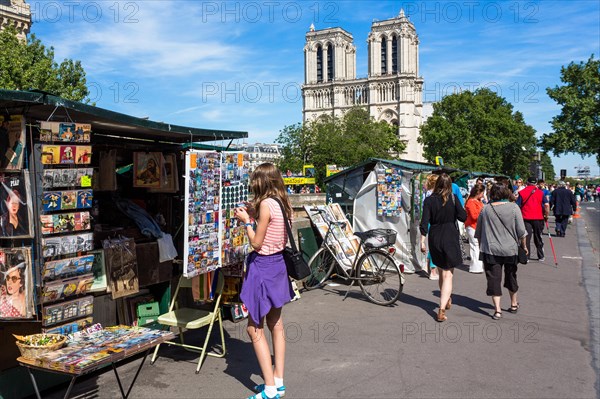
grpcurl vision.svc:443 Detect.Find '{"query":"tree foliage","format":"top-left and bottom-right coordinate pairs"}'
top-left (276, 107), bottom-right (406, 185)
top-left (418, 88), bottom-right (537, 178)
top-left (0, 26), bottom-right (89, 102)
top-left (539, 152), bottom-right (556, 182)
top-left (540, 55), bottom-right (600, 165)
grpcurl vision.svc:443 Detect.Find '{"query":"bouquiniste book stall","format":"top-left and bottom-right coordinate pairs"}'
top-left (0, 89), bottom-right (247, 398)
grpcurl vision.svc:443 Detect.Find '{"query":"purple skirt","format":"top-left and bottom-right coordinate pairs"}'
top-left (240, 251), bottom-right (294, 324)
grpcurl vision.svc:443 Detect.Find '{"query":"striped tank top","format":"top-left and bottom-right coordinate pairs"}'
top-left (258, 198), bottom-right (287, 255)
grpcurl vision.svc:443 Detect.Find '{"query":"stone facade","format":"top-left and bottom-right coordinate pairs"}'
top-left (230, 142), bottom-right (281, 171)
top-left (0, 0), bottom-right (31, 40)
top-left (302, 10), bottom-right (425, 162)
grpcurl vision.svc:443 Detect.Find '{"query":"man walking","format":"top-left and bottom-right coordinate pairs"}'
top-left (517, 177), bottom-right (550, 261)
top-left (550, 181), bottom-right (577, 237)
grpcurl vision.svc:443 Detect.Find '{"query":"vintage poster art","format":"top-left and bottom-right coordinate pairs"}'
top-left (61, 191), bottom-right (77, 210)
top-left (0, 247), bottom-right (34, 319)
top-left (42, 232), bottom-right (94, 258)
top-left (41, 274), bottom-right (94, 304)
top-left (60, 145), bottom-right (76, 164)
top-left (39, 121), bottom-right (92, 143)
top-left (43, 191), bottom-right (62, 212)
top-left (0, 172), bottom-right (33, 238)
top-left (77, 190), bottom-right (93, 209)
top-left (76, 146), bottom-right (92, 164)
top-left (148, 153), bottom-right (179, 193)
top-left (41, 145), bottom-right (61, 164)
top-left (102, 237), bottom-right (139, 300)
top-left (43, 168), bottom-right (93, 189)
top-left (0, 115), bottom-right (26, 171)
top-left (184, 151), bottom-right (221, 278)
top-left (133, 152), bottom-right (162, 188)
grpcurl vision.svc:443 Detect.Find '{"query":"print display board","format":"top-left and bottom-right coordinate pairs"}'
top-left (0, 172), bottom-right (34, 238)
top-left (376, 165), bottom-right (403, 217)
top-left (0, 114), bottom-right (26, 171)
top-left (0, 247), bottom-right (34, 319)
top-left (184, 151), bottom-right (222, 278)
top-left (221, 152), bottom-right (250, 266)
top-left (304, 204), bottom-right (360, 269)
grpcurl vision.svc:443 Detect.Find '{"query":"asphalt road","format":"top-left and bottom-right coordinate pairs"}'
top-left (38, 205), bottom-right (600, 399)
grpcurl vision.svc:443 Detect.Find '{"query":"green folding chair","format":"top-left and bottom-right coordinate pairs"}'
top-left (151, 271), bottom-right (226, 373)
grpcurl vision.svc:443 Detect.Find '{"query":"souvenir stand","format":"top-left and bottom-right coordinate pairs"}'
top-left (0, 89), bottom-right (247, 398)
top-left (323, 158), bottom-right (445, 273)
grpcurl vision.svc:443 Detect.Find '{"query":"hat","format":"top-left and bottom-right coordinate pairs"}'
top-left (526, 177), bottom-right (537, 185)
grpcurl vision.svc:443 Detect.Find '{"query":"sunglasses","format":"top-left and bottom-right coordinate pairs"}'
top-left (6, 276), bottom-right (21, 283)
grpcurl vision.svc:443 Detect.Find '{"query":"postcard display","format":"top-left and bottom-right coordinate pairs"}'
top-left (38, 121), bottom-right (96, 334)
top-left (183, 151), bottom-right (251, 282)
top-left (376, 164), bottom-right (403, 217)
top-left (0, 115), bottom-right (37, 321)
top-left (303, 204), bottom-right (361, 270)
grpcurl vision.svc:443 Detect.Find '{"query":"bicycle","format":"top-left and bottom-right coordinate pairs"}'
top-left (303, 208), bottom-right (404, 305)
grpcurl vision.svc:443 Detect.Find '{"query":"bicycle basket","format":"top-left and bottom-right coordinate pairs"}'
top-left (358, 229), bottom-right (397, 248)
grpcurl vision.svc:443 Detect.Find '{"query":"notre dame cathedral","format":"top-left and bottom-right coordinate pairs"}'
top-left (302, 10), bottom-right (427, 162)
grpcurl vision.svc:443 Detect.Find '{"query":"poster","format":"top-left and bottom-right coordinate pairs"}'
top-left (0, 115), bottom-right (26, 171)
top-left (42, 254), bottom-right (95, 281)
top-left (103, 237), bottom-right (139, 299)
top-left (184, 151), bottom-right (221, 278)
top-left (133, 152), bottom-right (162, 188)
top-left (39, 121), bottom-right (91, 143)
top-left (221, 152), bottom-right (251, 266)
top-left (149, 153), bottom-right (179, 193)
top-left (40, 211), bottom-right (91, 235)
top-left (43, 168), bottom-right (94, 189)
top-left (0, 247), bottom-right (34, 319)
top-left (376, 165), bottom-right (403, 217)
top-left (42, 233), bottom-right (94, 258)
top-left (0, 172), bottom-right (33, 238)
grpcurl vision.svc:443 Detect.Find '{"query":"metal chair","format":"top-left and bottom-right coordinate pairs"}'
top-left (151, 271), bottom-right (226, 373)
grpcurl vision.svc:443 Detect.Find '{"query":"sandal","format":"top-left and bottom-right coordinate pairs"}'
top-left (445, 297), bottom-right (452, 310)
top-left (436, 309), bottom-right (447, 322)
top-left (492, 311), bottom-right (502, 320)
top-left (508, 304), bottom-right (520, 313)
top-left (247, 390), bottom-right (280, 399)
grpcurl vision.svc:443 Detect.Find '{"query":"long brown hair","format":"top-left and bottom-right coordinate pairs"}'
top-left (433, 173), bottom-right (453, 205)
top-left (250, 163), bottom-right (292, 220)
top-left (468, 183), bottom-right (485, 200)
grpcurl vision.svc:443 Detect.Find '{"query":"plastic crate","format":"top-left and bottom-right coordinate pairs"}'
top-left (137, 301), bottom-right (160, 326)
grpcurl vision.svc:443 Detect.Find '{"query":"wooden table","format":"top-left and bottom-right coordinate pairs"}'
top-left (18, 330), bottom-right (175, 399)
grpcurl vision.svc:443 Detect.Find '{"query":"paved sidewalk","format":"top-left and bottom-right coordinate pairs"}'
top-left (41, 213), bottom-right (599, 399)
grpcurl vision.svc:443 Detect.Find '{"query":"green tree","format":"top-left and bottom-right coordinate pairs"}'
top-left (0, 26), bottom-right (89, 102)
top-left (276, 107), bottom-right (406, 185)
top-left (540, 55), bottom-right (600, 164)
top-left (539, 152), bottom-right (556, 181)
top-left (418, 88), bottom-right (537, 177)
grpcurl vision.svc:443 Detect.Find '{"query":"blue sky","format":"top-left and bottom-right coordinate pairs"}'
top-left (30, 0), bottom-right (599, 177)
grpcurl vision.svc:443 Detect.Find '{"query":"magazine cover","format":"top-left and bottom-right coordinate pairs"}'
top-left (183, 151), bottom-right (222, 278)
top-left (133, 152), bottom-right (162, 188)
top-left (0, 247), bottom-right (34, 319)
top-left (0, 172), bottom-right (33, 238)
top-left (0, 115), bottom-right (26, 171)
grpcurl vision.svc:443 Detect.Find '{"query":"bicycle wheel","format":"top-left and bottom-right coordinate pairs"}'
top-left (356, 249), bottom-right (403, 305)
top-left (304, 248), bottom-right (336, 290)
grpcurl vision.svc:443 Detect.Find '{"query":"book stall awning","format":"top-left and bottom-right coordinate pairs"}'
top-left (0, 89), bottom-right (248, 143)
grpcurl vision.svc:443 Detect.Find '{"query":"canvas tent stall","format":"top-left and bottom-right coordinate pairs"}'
top-left (324, 158), bottom-right (453, 273)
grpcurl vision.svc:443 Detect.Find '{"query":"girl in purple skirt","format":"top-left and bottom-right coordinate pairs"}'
top-left (234, 163), bottom-right (295, 399)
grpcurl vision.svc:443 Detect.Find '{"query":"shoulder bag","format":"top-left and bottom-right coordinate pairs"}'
top-left (271, 197), bottom-right (311, 280)
top-left (490, 204), bottom-right (528, 264)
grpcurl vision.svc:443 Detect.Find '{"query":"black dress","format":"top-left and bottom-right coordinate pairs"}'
top-left (419, 194), bottom-right (467, 269)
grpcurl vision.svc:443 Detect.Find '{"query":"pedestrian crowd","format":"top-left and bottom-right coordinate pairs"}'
top-left (420, 173), bottom-right (582, 323)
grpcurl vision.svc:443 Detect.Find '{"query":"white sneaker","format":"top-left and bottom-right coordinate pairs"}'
top-left (429, 274), bottom-right (439, 280)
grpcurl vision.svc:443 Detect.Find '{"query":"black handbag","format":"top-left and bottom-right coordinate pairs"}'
top-left (490, 204), bottom-right (528, 265)
top-left (271, 198), bottom-right (311, 280)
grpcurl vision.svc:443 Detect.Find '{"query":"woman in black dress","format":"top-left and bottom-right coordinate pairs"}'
top-left (420, 173), bottom-right (467, 322)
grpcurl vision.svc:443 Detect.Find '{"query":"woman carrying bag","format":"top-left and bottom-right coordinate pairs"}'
top-left (234, 163), bottom-right (295, 399)
top-left (475, 183), bottom-right (528, 320)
